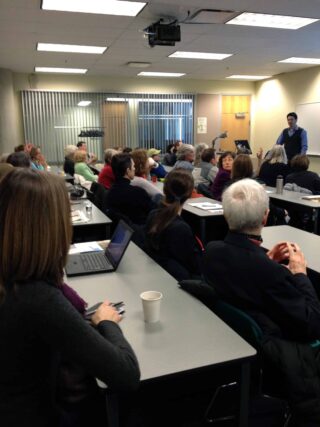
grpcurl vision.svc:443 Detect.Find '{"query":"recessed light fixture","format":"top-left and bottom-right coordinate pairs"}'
top-left (41, 0), bottom-right (146, 17)
top-left (127, 62), bottom-right (151, 68)
top-left (138, 72), bottom-right (185, 77)
top-left (278, 57), bottom-right (320, 64)
top-left (226, 12), bottom-right (318, 30)
top-left (77, 101), bottom-right (92, 106)
top-left (227, 75), bottom-right (271, 80)
top-left (169, 51), bottom-right (232, 60)
top-left (35, 67), bottom-right (87, 74)
top-left (106, 98), bottom-right (127, 102)
top-left (37, 43), bottom-right (107, 54)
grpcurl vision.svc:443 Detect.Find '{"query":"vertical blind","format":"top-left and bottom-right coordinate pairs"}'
top-left (21, 91), bottom-right (194, 164)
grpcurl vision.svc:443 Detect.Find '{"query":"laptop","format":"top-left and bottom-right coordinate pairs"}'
top-left (65, 220), bottom-right (134, 277)
top-left (234, 140), bottom-right (252, 154)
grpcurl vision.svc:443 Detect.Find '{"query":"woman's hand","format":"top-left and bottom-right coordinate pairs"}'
top-left (91, 300), bottom-right (122, 325)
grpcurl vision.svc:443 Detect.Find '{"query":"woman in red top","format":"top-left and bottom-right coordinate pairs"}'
top-left (98, 149), bottom-right (117, 189)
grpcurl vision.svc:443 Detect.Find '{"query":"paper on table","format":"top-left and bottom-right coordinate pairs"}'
top-left (208, 209), bottom-right (224, 214)
top-left (69, 242), bottom-right (104, 254)
top-left (188, 202), bottom-right (222, 210)
top-left (71, 210), bottom-right (90, 224)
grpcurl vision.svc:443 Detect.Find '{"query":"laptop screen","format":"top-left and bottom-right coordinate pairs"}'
top-left (234, 140), bottom-right (252, 154)
top-left (105, 220), bottom-right (134, 268)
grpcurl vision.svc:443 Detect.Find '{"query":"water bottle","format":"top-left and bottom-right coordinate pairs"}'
top-left (276, 175), bottom-right (284, 194)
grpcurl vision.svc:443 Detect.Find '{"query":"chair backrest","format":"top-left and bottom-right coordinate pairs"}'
top-left (214, 300), bottom-right (263, 348)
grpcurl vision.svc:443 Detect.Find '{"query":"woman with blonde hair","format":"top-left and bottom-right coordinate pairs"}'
top-left (0, 169), bottom-right (139, 426)
top-left (74, 149), bottom-right (98, 182)
top-left (258, 145), bottom-right (290, 187)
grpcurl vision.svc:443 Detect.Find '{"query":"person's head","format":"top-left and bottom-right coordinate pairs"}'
top-left (147, 148), bottom-right (161, 162)
top-left (222, 179), bottom-right (269, 234)
top-left (287, 112), bottom-right (298, 128)
top-left (104, 148), bottom-right (117, 165)
top-left (265, 145), bottom-right (287, 165)
top-left (77, 141), bottom-right (87, 151)
top-left (7, 152), bottom-right (31, 168)
top-left (122, 147), bottom-right (133, 154)
top-left (290, 154), bottom-right (310, 172)
top-left (73, 150), bottom-right (87, 163)
top-left (14, 144), bottom-right (25, 152)
top-left (111, 153), bottom-right (135, 180)
top-left (64, 145), bottom-right (77, 159)
top-left (166, 143), bottom-right (174, 154)
top-left (148, 169), bottom-right (194, 236)
top-left (0, 163), bottom-right (13, 181)
top-left (29, 146), bottom-right (41, 161)
top-left (176, 144), bottom-right (195, 163)
top-left (231, 154), bottom-right (253, 181)
top-left (218, 151), bottom-right (236, 171)
top-left (194, 143), bottom-right (209, 165)
top-left (201, 148), bottom-right (216, 164)
top-left (0, 169), bottom-right (72, 302)
top-left (131, 149), bottom-right (148, 177)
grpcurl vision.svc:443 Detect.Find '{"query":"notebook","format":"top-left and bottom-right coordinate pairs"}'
top-left (65, 220), bottom-right (134, 277)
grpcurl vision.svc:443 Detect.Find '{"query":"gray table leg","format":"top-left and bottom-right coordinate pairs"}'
top-left (313, 209), bottom-right (319, 235)
top-left (200, 218), bottom-right (206, 244)
top-left (239, 361), bottom-right (250, 427)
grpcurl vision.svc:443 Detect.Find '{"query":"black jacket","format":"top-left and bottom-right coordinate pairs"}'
top-left (106, 177), bottom-right (153, 225)
top-left (203, 231), bottom-right (320, 342)
top-left (258, 162), bottom-right (290, 187)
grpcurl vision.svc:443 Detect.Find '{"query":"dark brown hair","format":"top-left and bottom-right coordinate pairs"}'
top-left (131, 149), bottom-right (148, 177)
top-left (0, 169), bottom-right (72, 302)
top-left (148, 169), bottom-right (194, 238)
top-left (290, 154), bottom-right (309, 172)
top-left (217, 151), bottom-right (236, 169)
top-left (201, 148), bottom-right (215, 163)
top-left (231, 154), bottom-right (253, 180)
top-left (7, 152), bottom-right (31, 168)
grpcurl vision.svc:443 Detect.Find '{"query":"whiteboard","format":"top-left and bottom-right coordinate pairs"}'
top-left (296, 102), bottom-right (320, 156)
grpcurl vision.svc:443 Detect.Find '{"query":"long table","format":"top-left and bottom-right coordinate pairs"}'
top-left (266, 187), bottom-right (320, 234)
top-left (68, 242), bottom-right (256, 426)
top-left (71, 200), bottom-right (112, 243)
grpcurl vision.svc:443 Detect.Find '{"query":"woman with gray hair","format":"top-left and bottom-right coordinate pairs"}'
top-left (63, 144), bottom-right (77, 176)
top-left (173, 144), bottom-right (195, 171)
top-left (194, 143), bottom-right (209, 167)
top-left (258, 145), bottom-right (290, 187)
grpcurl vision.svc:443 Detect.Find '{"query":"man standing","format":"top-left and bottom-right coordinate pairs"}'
top-left (276, 112), bottom-right (308, 161)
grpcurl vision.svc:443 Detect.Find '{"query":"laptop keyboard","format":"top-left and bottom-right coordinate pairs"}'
top-left (82, 252), bottom-right (112, 270)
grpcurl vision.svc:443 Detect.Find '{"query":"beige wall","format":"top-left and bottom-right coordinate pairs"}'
top-left (252, 66), bottom-right (320, 173)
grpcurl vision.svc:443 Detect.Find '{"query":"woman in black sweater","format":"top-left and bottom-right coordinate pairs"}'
top-left (0, 169), bottom-right (140, 427)
top-left (258, 145), bottom-right (290, 187)
top-left (145, 169), bottom-right (203, 280)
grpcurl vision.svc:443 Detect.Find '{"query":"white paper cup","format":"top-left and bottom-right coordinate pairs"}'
top-left (140, 291), bottom-right (163, 323)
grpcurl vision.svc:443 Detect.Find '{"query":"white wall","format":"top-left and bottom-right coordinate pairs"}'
top-left (253, 66), bottom-right (320, 173)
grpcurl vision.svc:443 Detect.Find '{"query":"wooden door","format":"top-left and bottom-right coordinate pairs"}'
top-left (220, 95), bottom-right (251, 152)
top-left (102, 102), bottom-right (128, 149)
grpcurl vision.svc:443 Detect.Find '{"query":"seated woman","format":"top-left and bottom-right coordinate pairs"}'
top-left (145, 169), bottom-right (203, 281)
top-left (229, 154), bottom-right (287, 225)
top-left (258, 145), bottom-right (290, 187)
top-left (173, 144), bottom-right (195, 171)
top-left (6, 151), bottom-right (31, 168)
top-left (74, 149), bottom-right (98, 182)
top-left (30, 146), bottom-right (48, 171)
top-left (63, 144), bottom-right (77, 176)
top-left (98, 148), bottom-right (117, 190)
top-left (162, 143), bottom-right (177, 166)
top-left (131, 149), bottom-right (162, 200)
top-left (0, 168), bottom-right (140, 427)
top-left (285, 154), bottom-right (320, 194)
top-left (194, 143), bottom-right (208, 167)
top-left (209, 151), bottom-right (235, 201)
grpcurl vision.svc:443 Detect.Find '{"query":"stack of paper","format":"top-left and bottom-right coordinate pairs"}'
top-left (71, 210), bottom-right (90, 224)
top-left (188, 202), bottom-right (223, 214)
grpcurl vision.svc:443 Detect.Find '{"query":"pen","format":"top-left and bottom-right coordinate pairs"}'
top-left (112, 301), bottom-right (124, 308)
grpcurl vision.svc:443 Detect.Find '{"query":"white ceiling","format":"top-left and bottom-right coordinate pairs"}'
top-left (1, 0), bottom-right (320, 80)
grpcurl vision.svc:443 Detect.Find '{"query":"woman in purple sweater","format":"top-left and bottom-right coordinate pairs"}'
top-left (210, 151), bottom-right (236, 201)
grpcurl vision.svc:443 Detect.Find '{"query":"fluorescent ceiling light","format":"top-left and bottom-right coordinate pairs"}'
top-left (169, 51), bottom-right (232, 60)
top-left (77, 101), bottom-right (92, 106)
top-left (35, 67), bottom-right (87, 74)
top-left (106, 98), bottom-right (127, 102)
top-left (138, 72), bottom-right (185, 77)
top-left (227, 75), bottom-right (271, 80)
top-left (278, 57), bottom-right (320, 64)
top-left (37, 43), bottom-right (107, 54)
top-left (41, 0), bottom-right (146, 17)
top-left (226, 12), bottom-right (318, 30)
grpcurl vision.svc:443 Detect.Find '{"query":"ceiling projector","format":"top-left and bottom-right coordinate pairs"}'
top-left (147, 21), bottom-right (181, 47)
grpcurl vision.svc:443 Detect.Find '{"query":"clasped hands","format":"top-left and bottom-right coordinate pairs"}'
top-left (267, 241), bottom-right (307, 275)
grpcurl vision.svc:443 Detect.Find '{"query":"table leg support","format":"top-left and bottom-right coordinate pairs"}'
top-left (239, 361), bottom-right (250, 427)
